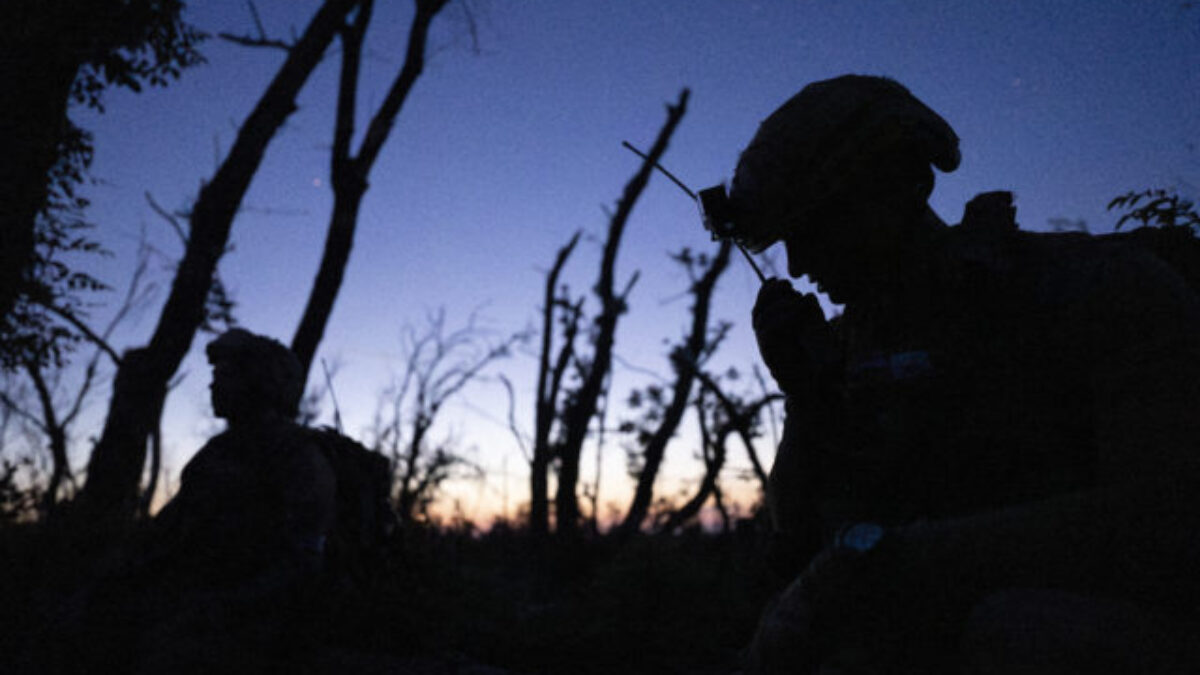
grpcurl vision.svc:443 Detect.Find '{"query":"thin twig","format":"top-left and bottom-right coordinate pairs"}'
top-left (693, 368), bottom-right (778, 491)
top-left (497, 374), bottom-right (531, 464)
top-left (35, 302), bottom-right (122, 365)
top-left (65, 235), bottom-right (152, 426)
top-left (247, 0), bottom-right (268, 41)
top-left (218, 32), bottom-right (293, 52)
top-left (0, 392), bottom-right (48, 433)
top-left (321, 358), bottom-right (343, 433)
top-left (145, 192), bottom-right (189, 248)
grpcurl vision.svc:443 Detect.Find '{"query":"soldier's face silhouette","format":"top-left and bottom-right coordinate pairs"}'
top-left (210, 358), bottom-right (256, 421)
top-left (782, 176), bottom-right (918, 305)
top-left (783, 206), bottom-right (875, 304)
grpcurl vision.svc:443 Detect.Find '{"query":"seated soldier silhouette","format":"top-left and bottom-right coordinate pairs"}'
top-left (141, 328), bottom-right (336, 669)
top-left (711, 75), bottom-right (1200, 673)
top-left (67, 329), bottom-right (338, 672)
top-left (150, 328), bottom-right (335, 594)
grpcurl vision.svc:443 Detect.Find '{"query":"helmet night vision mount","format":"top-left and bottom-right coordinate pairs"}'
top-left (622, 141), bottom-right (766, 283)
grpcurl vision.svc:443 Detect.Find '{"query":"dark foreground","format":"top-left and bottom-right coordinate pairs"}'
top-left (1, 520), bottom-right (779, 674)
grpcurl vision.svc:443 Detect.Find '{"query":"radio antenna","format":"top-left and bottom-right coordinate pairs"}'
top-left (622, 141), bottom-right (697, 199)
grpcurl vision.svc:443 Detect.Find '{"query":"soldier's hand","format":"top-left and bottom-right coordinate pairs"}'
top-left (752, 279), bottom-right (833, 397)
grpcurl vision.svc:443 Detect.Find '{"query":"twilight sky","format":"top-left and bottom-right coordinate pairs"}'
top-left (57, 0), bottom-right (1200, 521)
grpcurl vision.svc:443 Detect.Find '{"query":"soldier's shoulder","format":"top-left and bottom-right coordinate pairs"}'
top-left (181, 430), bottom-right (233, 471)
top-left (274, 423), bottom-right (337, 475)
top-left (290, 425), bottom-right (355, 458)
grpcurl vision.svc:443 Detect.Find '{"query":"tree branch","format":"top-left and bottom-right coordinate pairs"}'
top-left (657, 391), bottom-right (730, 534)
top-left (64, 234), bottom-right (153, 427)
top-left (33, 301), bottom-right (122, 365)
top-left (356, 0), bottom-right (449, 169)
top-left (291, 0), bottom-right (447, 379)
top-left (617, 240), bottom-right (731, 537)
top-left (0, 391), bottom-right (47, 433)
top-left (555, 88), bottom-right (690, 536)
top-left (693, 369), bottom-right (780, 493)
top-left (217, 32), bottom-right (294, 52)
top-left (331, 0), bottom-right (372, 176)
top-left (498, 374), bottom-right (531, 464)
top-left (145, 191), bottom-right (189, 248)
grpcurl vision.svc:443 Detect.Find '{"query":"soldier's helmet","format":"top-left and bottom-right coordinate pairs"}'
top-left (206, 328), bottom-right (305, 418)
top-left (727, 74), bottom-right (961, 253)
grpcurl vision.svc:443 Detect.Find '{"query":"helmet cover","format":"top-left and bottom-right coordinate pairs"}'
top-left (729, 75), bottom-right (960, 253)
top-left (206, 328), bottom-right (304, 418)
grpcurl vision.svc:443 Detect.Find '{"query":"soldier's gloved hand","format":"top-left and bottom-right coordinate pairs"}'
top-left (752, 279), bottom-right (834, 397)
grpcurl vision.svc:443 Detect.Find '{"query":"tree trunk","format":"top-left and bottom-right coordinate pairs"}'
top-left (82, 0), bottom-right (360, 519)
top-left (138, 422), bottom-right (164, 518)
top-left (25, 360), bottom-right (69, 515)
top-left (292, 185), bottom-right (367, 374)
top-left (660, 391), bottom-right (778, 533)
top-left (554, 89), bottom-right (690, 537)
top-left (397, 418), bottom-right (429, 524)
top-left (530, 451), bottom-right (552, 534)
top-left (530, 232), bottom-right (581, 536)
top-left (291, 0), bottom-right (448, 382)
top-left (658, 399), bottom-right (729, 535)
top-left (617, 240), bottom-right (731, 537)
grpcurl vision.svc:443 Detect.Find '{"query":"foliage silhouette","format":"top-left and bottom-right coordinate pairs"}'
top-left (0, 0), bottom-right (203, 346)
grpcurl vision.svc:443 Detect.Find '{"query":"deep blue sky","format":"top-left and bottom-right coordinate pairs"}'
top-left (60, 0), bottom-right (1200, 519)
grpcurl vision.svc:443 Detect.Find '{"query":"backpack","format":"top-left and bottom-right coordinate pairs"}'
top-left (305, 426), bottom-right (396, 587)
top-left (1104, 224), bottom-right (1200, 299)
top-left (961, 191), bottom-right (1200, 300)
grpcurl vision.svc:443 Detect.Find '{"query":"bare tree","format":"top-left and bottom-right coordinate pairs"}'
top-left (528, 231), bottom-right (583, 536)
top-left (0, 240), bottom-right (152, 516)
top-left (291, 0), bottom-right (452, 381)
top-left (369, 309), bottom-right (525, 525)
top-left (82, 0), bottom-right (362, 519)
top-left (0, 1), bottom-right (202, 324)
top-left (693, 368), bottom-right (775, 496)
top-left (548, 89), bottom-right (690, 538)
top-left (657, 379), bottom-right (781, 535)
top-left (616, 240), bottom-right (732, 537)
top-left (660, 388), bottom-right (730, 534)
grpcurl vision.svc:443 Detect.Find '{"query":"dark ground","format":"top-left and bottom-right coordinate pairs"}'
top-left (1, 518), bottom-right (781, 674)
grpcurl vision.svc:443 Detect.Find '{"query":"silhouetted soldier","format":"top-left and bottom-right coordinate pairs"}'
top-left (720, 75), bottom-right (1200, 673)
top-left (151, 328), bottom-right (335, 593)
top-left (66, 329), bottom-right (336, 672)
top-left (139, 328), bottom-right (336, 670)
